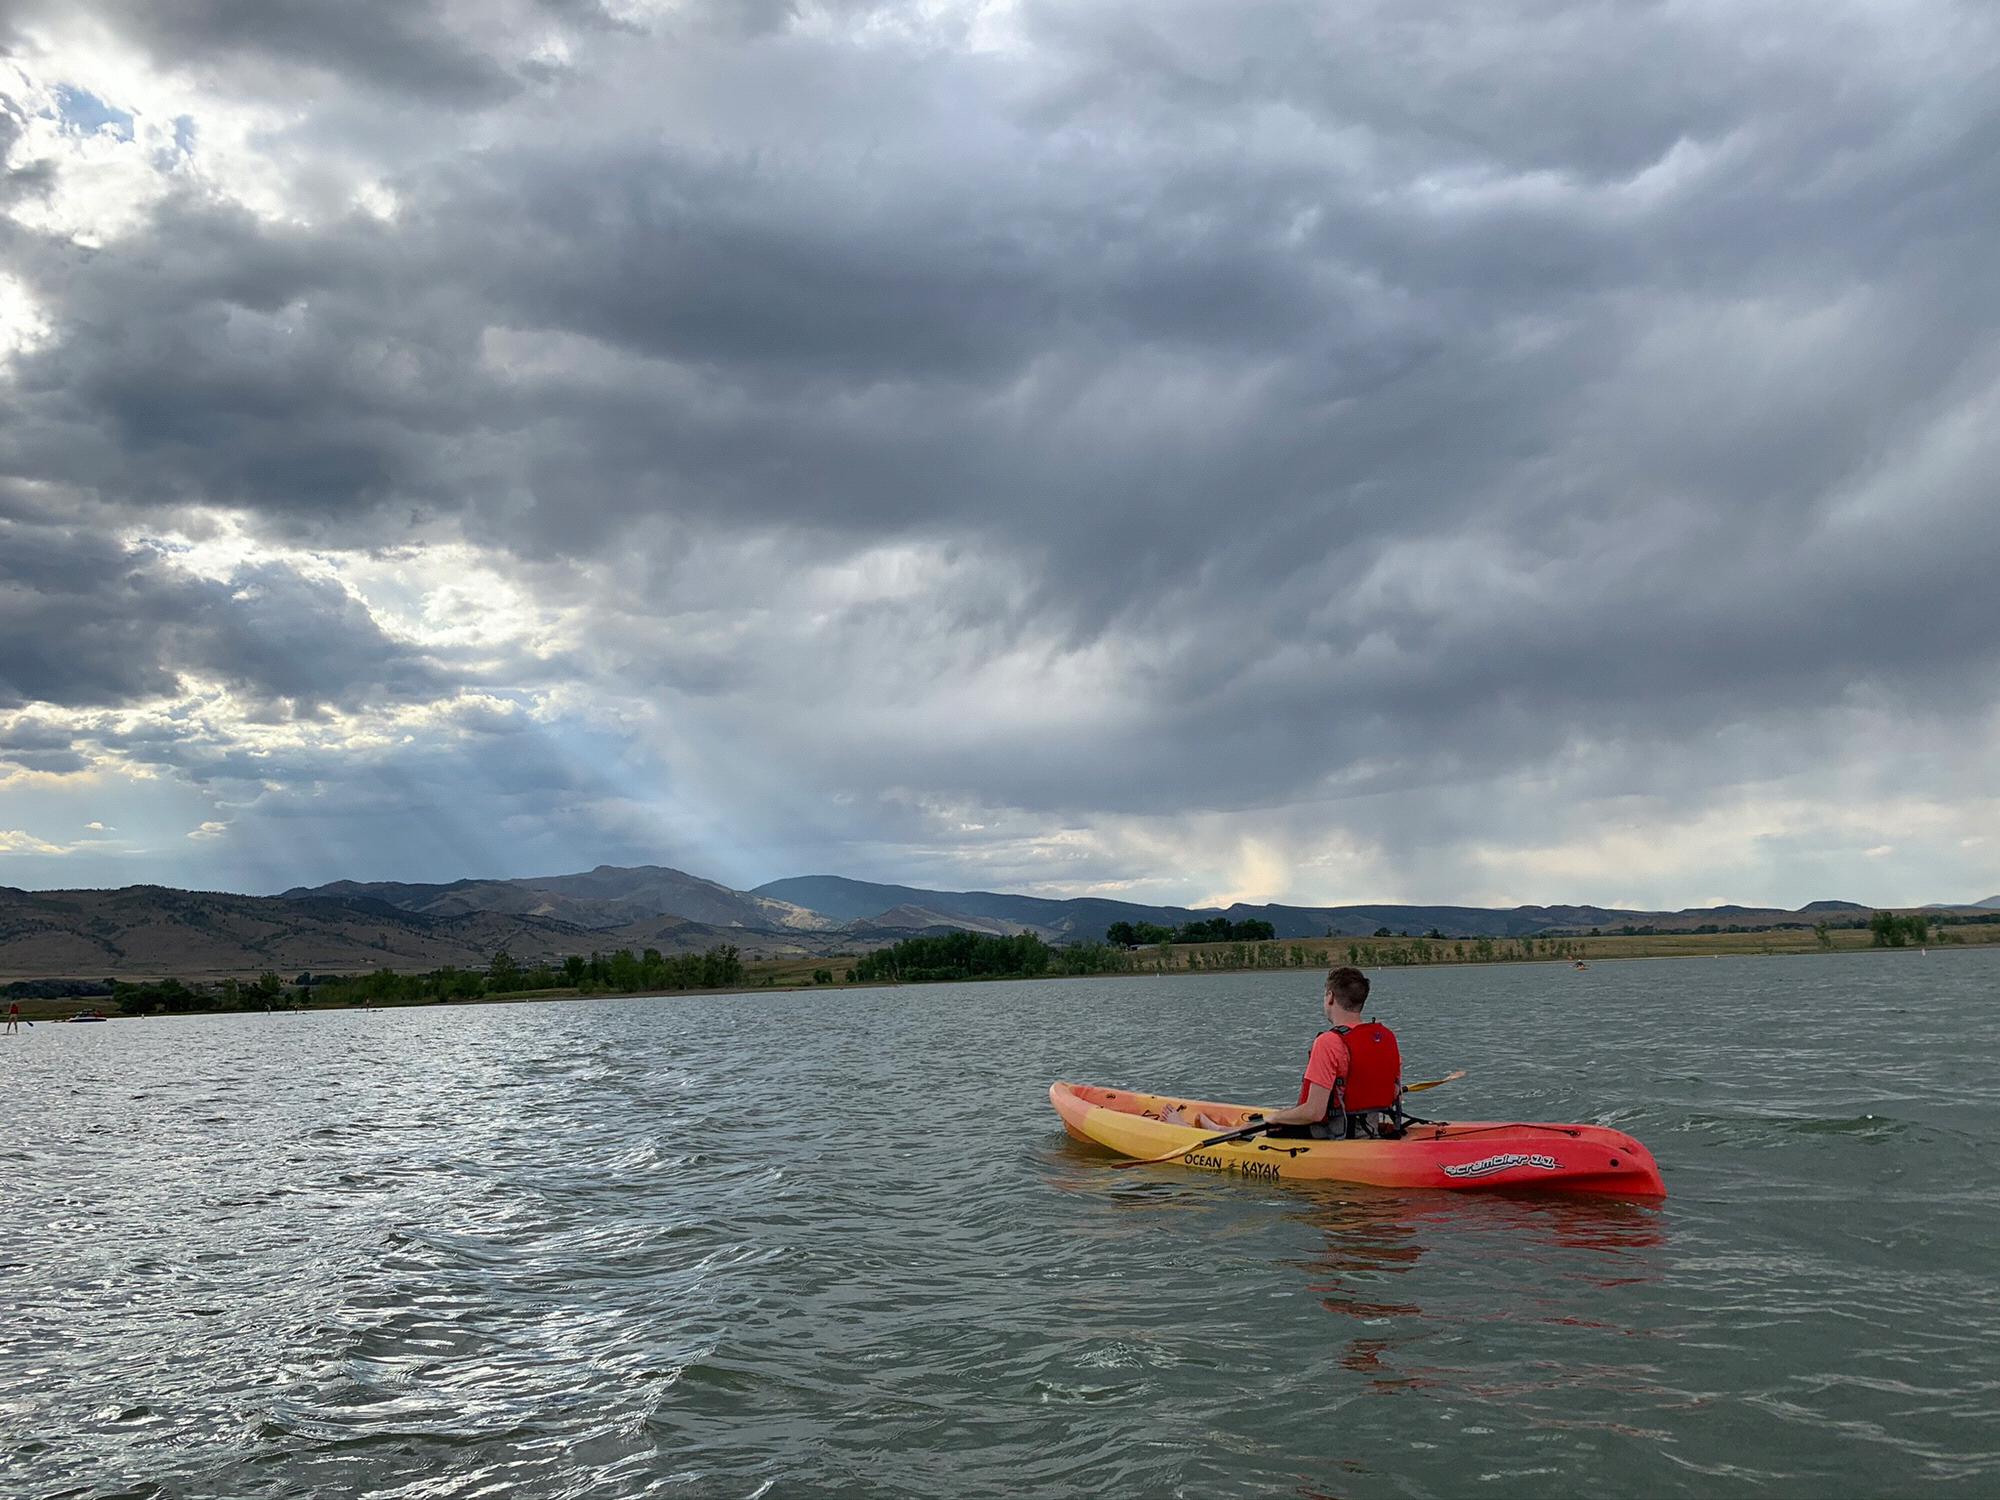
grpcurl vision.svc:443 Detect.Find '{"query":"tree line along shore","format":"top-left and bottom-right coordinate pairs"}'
top-left (6, 909), bottom-right (1995, 1020)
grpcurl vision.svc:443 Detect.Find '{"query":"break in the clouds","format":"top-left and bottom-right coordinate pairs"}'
top-left (1, 0), bottom-right (1996, 907)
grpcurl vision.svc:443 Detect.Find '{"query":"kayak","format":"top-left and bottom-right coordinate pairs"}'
top-left (1051, 1081), bottom-right (1665, 1198)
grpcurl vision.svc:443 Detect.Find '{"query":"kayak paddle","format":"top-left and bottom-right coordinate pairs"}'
top-left (1405, 1069), bottom-right (1465, 1093)
top-left (1112, 1120), bottom-right (1273, 1169)
top-left (1108, 1072), bottom-right (1466, 1170)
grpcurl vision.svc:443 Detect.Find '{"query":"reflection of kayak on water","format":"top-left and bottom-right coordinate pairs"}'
top-left (1051, 1081), bottom-right (1665, 1198)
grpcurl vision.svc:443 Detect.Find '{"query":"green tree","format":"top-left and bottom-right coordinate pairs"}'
top-left (607, 948), bottom-right (644, 989)
top-left (489, 950), bottom-right (521, 992)
top-left (1869, 911), bottom-right (1921, 947)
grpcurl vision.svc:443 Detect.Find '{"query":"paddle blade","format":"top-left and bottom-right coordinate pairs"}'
top-left (1404, 1070), bottom-right (1466, 1094)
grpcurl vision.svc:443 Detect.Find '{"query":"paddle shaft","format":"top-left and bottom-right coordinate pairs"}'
top-left (1107, 1072), bottom-right (1465, 1169)
top-left (1111, 1120), bottom-right (1271, 1169)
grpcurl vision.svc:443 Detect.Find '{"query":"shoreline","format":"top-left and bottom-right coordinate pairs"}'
top-left (8, 932), bottom-right (1989, 1022)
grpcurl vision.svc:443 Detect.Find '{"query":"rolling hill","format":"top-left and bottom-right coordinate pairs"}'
top-left (0, 884), bottom-right (853, 981)
top-left (749, 876), bottom-right (1913, 942)
top-left (285, 864), bottom-right (837, 932)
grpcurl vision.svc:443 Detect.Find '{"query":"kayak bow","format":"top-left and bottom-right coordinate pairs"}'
top-left (1051, 1081), bottom-right (1664, 1198)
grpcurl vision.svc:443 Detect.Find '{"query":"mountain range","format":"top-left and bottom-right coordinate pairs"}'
top-left (2, 862), bottom-right (1993, 982)
top-left (287, 866), bottom-right (837, 934)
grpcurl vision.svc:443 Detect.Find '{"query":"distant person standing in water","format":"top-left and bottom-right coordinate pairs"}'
top-left (1255, 966), bottom-right (1405, 1138)
top-left (5, 1001), bottom-right (20, 1033)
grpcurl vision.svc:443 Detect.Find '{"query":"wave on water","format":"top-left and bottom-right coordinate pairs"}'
top-left (1674, 1110), bottom-right (1972, 1146)
top-left (6, 959), bottom-right (2000, 1498)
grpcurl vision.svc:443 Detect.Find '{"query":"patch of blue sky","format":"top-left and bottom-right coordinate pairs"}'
top-left (54, 85), bottom-right (134, 141)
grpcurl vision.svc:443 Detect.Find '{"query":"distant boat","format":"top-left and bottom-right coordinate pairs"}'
top-left (66, 1011), bottom-right (110, 1023)
top-left (1571, 959), bottom-right (1588, 970)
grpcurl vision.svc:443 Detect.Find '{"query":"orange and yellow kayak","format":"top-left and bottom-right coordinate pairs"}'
top-left (1051, 1081), bottom-right (1665, 1198)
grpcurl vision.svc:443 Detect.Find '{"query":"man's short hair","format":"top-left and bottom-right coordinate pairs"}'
top-left (1325, 966), bottom-right (1370, 1011)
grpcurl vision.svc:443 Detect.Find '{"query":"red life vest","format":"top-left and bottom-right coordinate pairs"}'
top-left (1328, 1021), bottom-right (1402, 1114)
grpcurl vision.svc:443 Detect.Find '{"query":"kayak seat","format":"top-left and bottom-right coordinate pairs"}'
top-left (1269, 1108), bottom-right (1409, 1141)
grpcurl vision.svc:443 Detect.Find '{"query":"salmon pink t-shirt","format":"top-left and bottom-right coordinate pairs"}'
top-left (1296, 1029), bottom-right (1351, 1103)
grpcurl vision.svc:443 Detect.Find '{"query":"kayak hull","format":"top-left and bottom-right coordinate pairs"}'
top-left (1051, 1081), bottom-right (1665, 1198)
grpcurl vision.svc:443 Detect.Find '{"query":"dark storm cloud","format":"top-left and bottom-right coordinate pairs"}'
top-left (16, 0), bottom-right (524, 108)
top-left (0, 518), bottom-right (448, 715)
top-left (1, 198), bottom-right (491, 527)
top-left (0, 714), bottom-right (89, 773)
top-left (5, 0), bottom-right (1999, 882)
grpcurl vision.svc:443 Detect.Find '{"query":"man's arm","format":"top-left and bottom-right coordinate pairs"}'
top-left (1259, 1081), bottom-right (1332, 1128)
top-left (1259, 1030), bottom-right (1348, 1127)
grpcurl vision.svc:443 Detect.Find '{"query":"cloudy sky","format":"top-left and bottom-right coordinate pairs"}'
top-left (1, 0), bottom-right (1995, 910)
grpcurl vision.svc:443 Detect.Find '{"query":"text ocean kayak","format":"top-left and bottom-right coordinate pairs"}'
top-left (1051, 1081), bottom-right (1665, 1198)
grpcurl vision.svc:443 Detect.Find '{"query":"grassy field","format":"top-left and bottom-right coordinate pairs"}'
top-left (1289, 922), bottom-right (2000, 964)
top-left (736, 919), bottom-right (2000, 988)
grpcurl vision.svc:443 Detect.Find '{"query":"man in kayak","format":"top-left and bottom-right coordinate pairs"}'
top-left (1256, 966), bottom-right (1404, 1139)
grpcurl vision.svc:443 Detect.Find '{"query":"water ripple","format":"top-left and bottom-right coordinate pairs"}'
top-left (3, 950), bottom-right (1998, 1496)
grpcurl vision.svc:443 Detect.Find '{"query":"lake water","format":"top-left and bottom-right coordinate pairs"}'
top-left (5, 950), bottom-right (1998, 1498)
